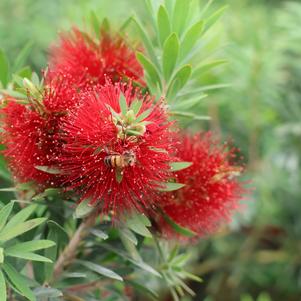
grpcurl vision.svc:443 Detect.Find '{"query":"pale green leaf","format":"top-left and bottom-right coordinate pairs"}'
top-left (35, 165), bottom-right (61, 175)
top-left (135, 108), bottom-right (152, 123)
top-left (126, 214), bottom-right (152, 238)
top-left (157, 5), bottom-right (171, 46)
top-left (78, 260), bottom-right (123, 281)
top-left (33, 287), bottom-right (63, 298)
top-left (90, 11), bottom-right (101, 38)
top-left (0, 202), bottom-right (14, 232)
top-left (203, 5), bottom-right (228, 34)
top-left (163, 33), bottom-right (179, 80)
top-left (0, 248), bottom-right (3, 264)
top-left (90, 229), bottom-right (108, 240)
top-left (0, 269), bottom-right (7, 301)
top-left (158, 182), bottom-right (185, 192)
top-left (119, 228), bottom-right (138, 246)
top-left (170, 161), bottom-right (192, 172)
top-left (172, 0), bottom-right (190, 36)
top-left (3, 263), bottom-right (36, 301)
top-left (5, 204), bottom-right (37, 229)
top-left (130, 99), bottom-right (143, 115)
top-left (119, 93), bottom-right (128, 116)
top-left (192, 59), bottom-right (227, 78)
top-left (74, 199), bottom-right (94, 219)
top-left (0, 218), bottom-right (47, 242)
top-left (5, 251), bottom-right (53, 263)
top-left (172, 94), bottom-right (208, 110)
top-left (13, 42), bottom-right (33, 72)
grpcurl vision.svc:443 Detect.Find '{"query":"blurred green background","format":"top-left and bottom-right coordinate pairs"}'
top-left (1, 0), bottom-right (301, 300)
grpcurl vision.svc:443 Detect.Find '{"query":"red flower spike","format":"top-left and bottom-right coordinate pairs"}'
top-left (48, 27), bottom-right (145, 91)
top-left (60, 82), bottom-right (177, 216)
top-left (1, 74), bottom-right (79, 186)
top-left (157, 132), bottom-right (247, 240)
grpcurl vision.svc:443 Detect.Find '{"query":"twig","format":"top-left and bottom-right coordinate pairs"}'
top-left (52, 211), bottom-right (98, 280)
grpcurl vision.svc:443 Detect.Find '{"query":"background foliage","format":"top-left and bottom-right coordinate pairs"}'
top-left (0, 0), bottom-right (301, 300)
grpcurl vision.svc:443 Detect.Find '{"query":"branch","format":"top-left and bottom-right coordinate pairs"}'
top-left (53, 211), bottom-right (98, 280)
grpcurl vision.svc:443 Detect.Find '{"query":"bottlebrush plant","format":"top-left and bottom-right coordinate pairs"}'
top-left (0, 1), bottom-right (248, 300)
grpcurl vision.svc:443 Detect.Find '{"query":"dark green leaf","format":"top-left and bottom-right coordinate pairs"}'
top-left (115, 168), bottom-right (124, 183)
top-left (0, 202), bottom-right (14, 232)
top-left (163, 33), bottom-right (179, 80)
top-left (0, 218), bottom-right (47, 241)
top-left (0, 49), bottom-right (9, 87)
top-left (170, 162), bottom-right (192, 172)
top-left (180, 20), bottom-right (204, 60)
top-left (77, 260), bottom-right (123, 281)
top-left (0, 269), bottom-right (6, 301)
top-left (3, 263), bottom-right (36, 301)
top-left (157, 5), bottom-right (171, 46)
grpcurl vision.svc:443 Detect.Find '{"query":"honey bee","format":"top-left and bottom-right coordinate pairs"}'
top-left (104, 150), bottom-right (136, 169)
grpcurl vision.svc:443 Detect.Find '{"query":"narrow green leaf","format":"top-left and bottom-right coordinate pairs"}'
top-left (131, 17), bottom-right (160, 69)
top-left (157, 5), bottom-right (171, 46)
top-left (126, 280), bottom-right (159, 300)
top-left (0, 49), bottom-right (9, 87)
top-left (5, 251), bottom-right (53, 263)
top-left (167, 64), bottom-right (192, 98)
top-left (203, 5), bottom-right (228, 34)
top-left (170, 111), bottom-right (211, 121)
top-left (126, 214), bottom-right (152, 238)
top-left (0, 217), bottom-right (47, 242)
top-left (170, 162), bottom-right (192, 172)
top-left (5, 240), bottom-right (55, 253)
top-left (158, 182), bottom-right (185, 192)
top-left (172, 94), bottom-right (208, 110)
top-left (90, 228), bottom-right (108, 240)
top-left (13, 42), bottom-right (33, 72)
top-left (119, 228), bottom-right (138, 246)
top-left (33, 287), bottom-right (63, 298)
top-left (90, 11), bottom-right (100, 38)
top-left (135, 108), bottom-right (152, 123)
top-left (163, 33), bottom-right (179, 80)
top-left (0, 202), bottom-right (14, 232)
top-left (180, 20), bottom-right (204, 60)
top-left (0, 248), bottom-right (4, 264)
top-left (172, 0), bottom-right (190, 35)
top-left (119, 93), bottom-right (128, 116)
top-left (130, 99), bottom-right (143, 115)
top-left (136, 52), bottom-right (162, 90)
top-left (192, 59), bottom-right (227, 79)
top-left (5, 204), bottom-right (37, 229)
top-left (182, 271), bottom-right (203, 283)
top-left (164, 0), bottom-right (174, 15)
top-left (3, 263), bottom-right (36, 301)
top-left (74, 199), bottom-right (94, 219)
top-left (77, 260), bottom-right (123, 281)
top-left (35, 165), bottom-right (61, 175)
top-left (161, 211), bottom-right (196, 238)
top-left (0, 269), bottom-right (7, 301)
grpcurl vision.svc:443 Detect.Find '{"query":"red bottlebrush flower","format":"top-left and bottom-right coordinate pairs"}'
top-left (0, 74), bottom-right (78, 186)
top-left (60, 82), bottom-right (177, 215)
top-left (48, 27), bottom-right (145, 91)
top-left (156, 132), bottom-right (247, 240)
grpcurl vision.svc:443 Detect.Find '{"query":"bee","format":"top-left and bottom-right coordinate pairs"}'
top-left (104, 150), bottom-right (136, 169)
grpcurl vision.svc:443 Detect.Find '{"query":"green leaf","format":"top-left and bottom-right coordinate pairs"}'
top-left (33, 287), bottom-right (63, 298)
top-left (0, 49), bottom-right (9, 87)
top-left (126, 214), bottom-right (152, 238)
top-left (163, 33), bottom-right (179, 80)
top-left (90, 228), bottom-right (108, 240)
top-left (158, 182), bottom-right (185, 192)
top-left (157, 5), bottom-right (171, 46)
top-left (119, 93), bottom-right (128, 116)
top-left (74, 199), bottom-right (95, 219)
top-left (192, 59), bottom-right (227, 79)
top-left (0, 218), bottom-right (47, 242)
top-left (3, 263), bottom-right (36, 301)
top-left (0, 269), bottom-right (7, 301)
top-left (5, 240), bottom-right (55, 253)
top-left (90, 11), bottom-right (101, 38)
top-left (161, 211), bottom-right (196, 238)
top-left (0, 248), bottom-right (4, 264)
top-left (130, 99), bottom-right (143, 115)
top-left (136, 52), bottom-right (162, 90)
top-left (203, 5), bottom-right (228, 34)
top-left (5, 251), bottom-right (53, 263)
top-left (115, 168), bottom-right (124, 183)
top-left (119, 228), bottom-right (138, 246)
top-left (170, 162), bottom-right (192, 172)
top-left (180, 20), bottom-right (204, 60)
top-left (167, 64), bottom-right (192, 98)
top-left (172, 94), bottom-right (208, 110)
top-left (35, 165), bottom-right (61, 175)
top-left (172, 0), bottom-right (190, 36)
top-left (13, 42), bottom-right (33, 72)
top-left (126, 280), bottom-right (158, 300)
top-left (16, 66), bottom-right (32, 79)
top-left (0, 202), bottom-right (14, 232)
top-left (5, 204), bottom-right (37, 229)
top-left (170, 111), bottom-right (211, 121)
top-left (135, 108), bottom-right (152, 123)
top-left (131, 17), bottom-right (160, 69)
top-left (77, 260), bottom-right (123, 281)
